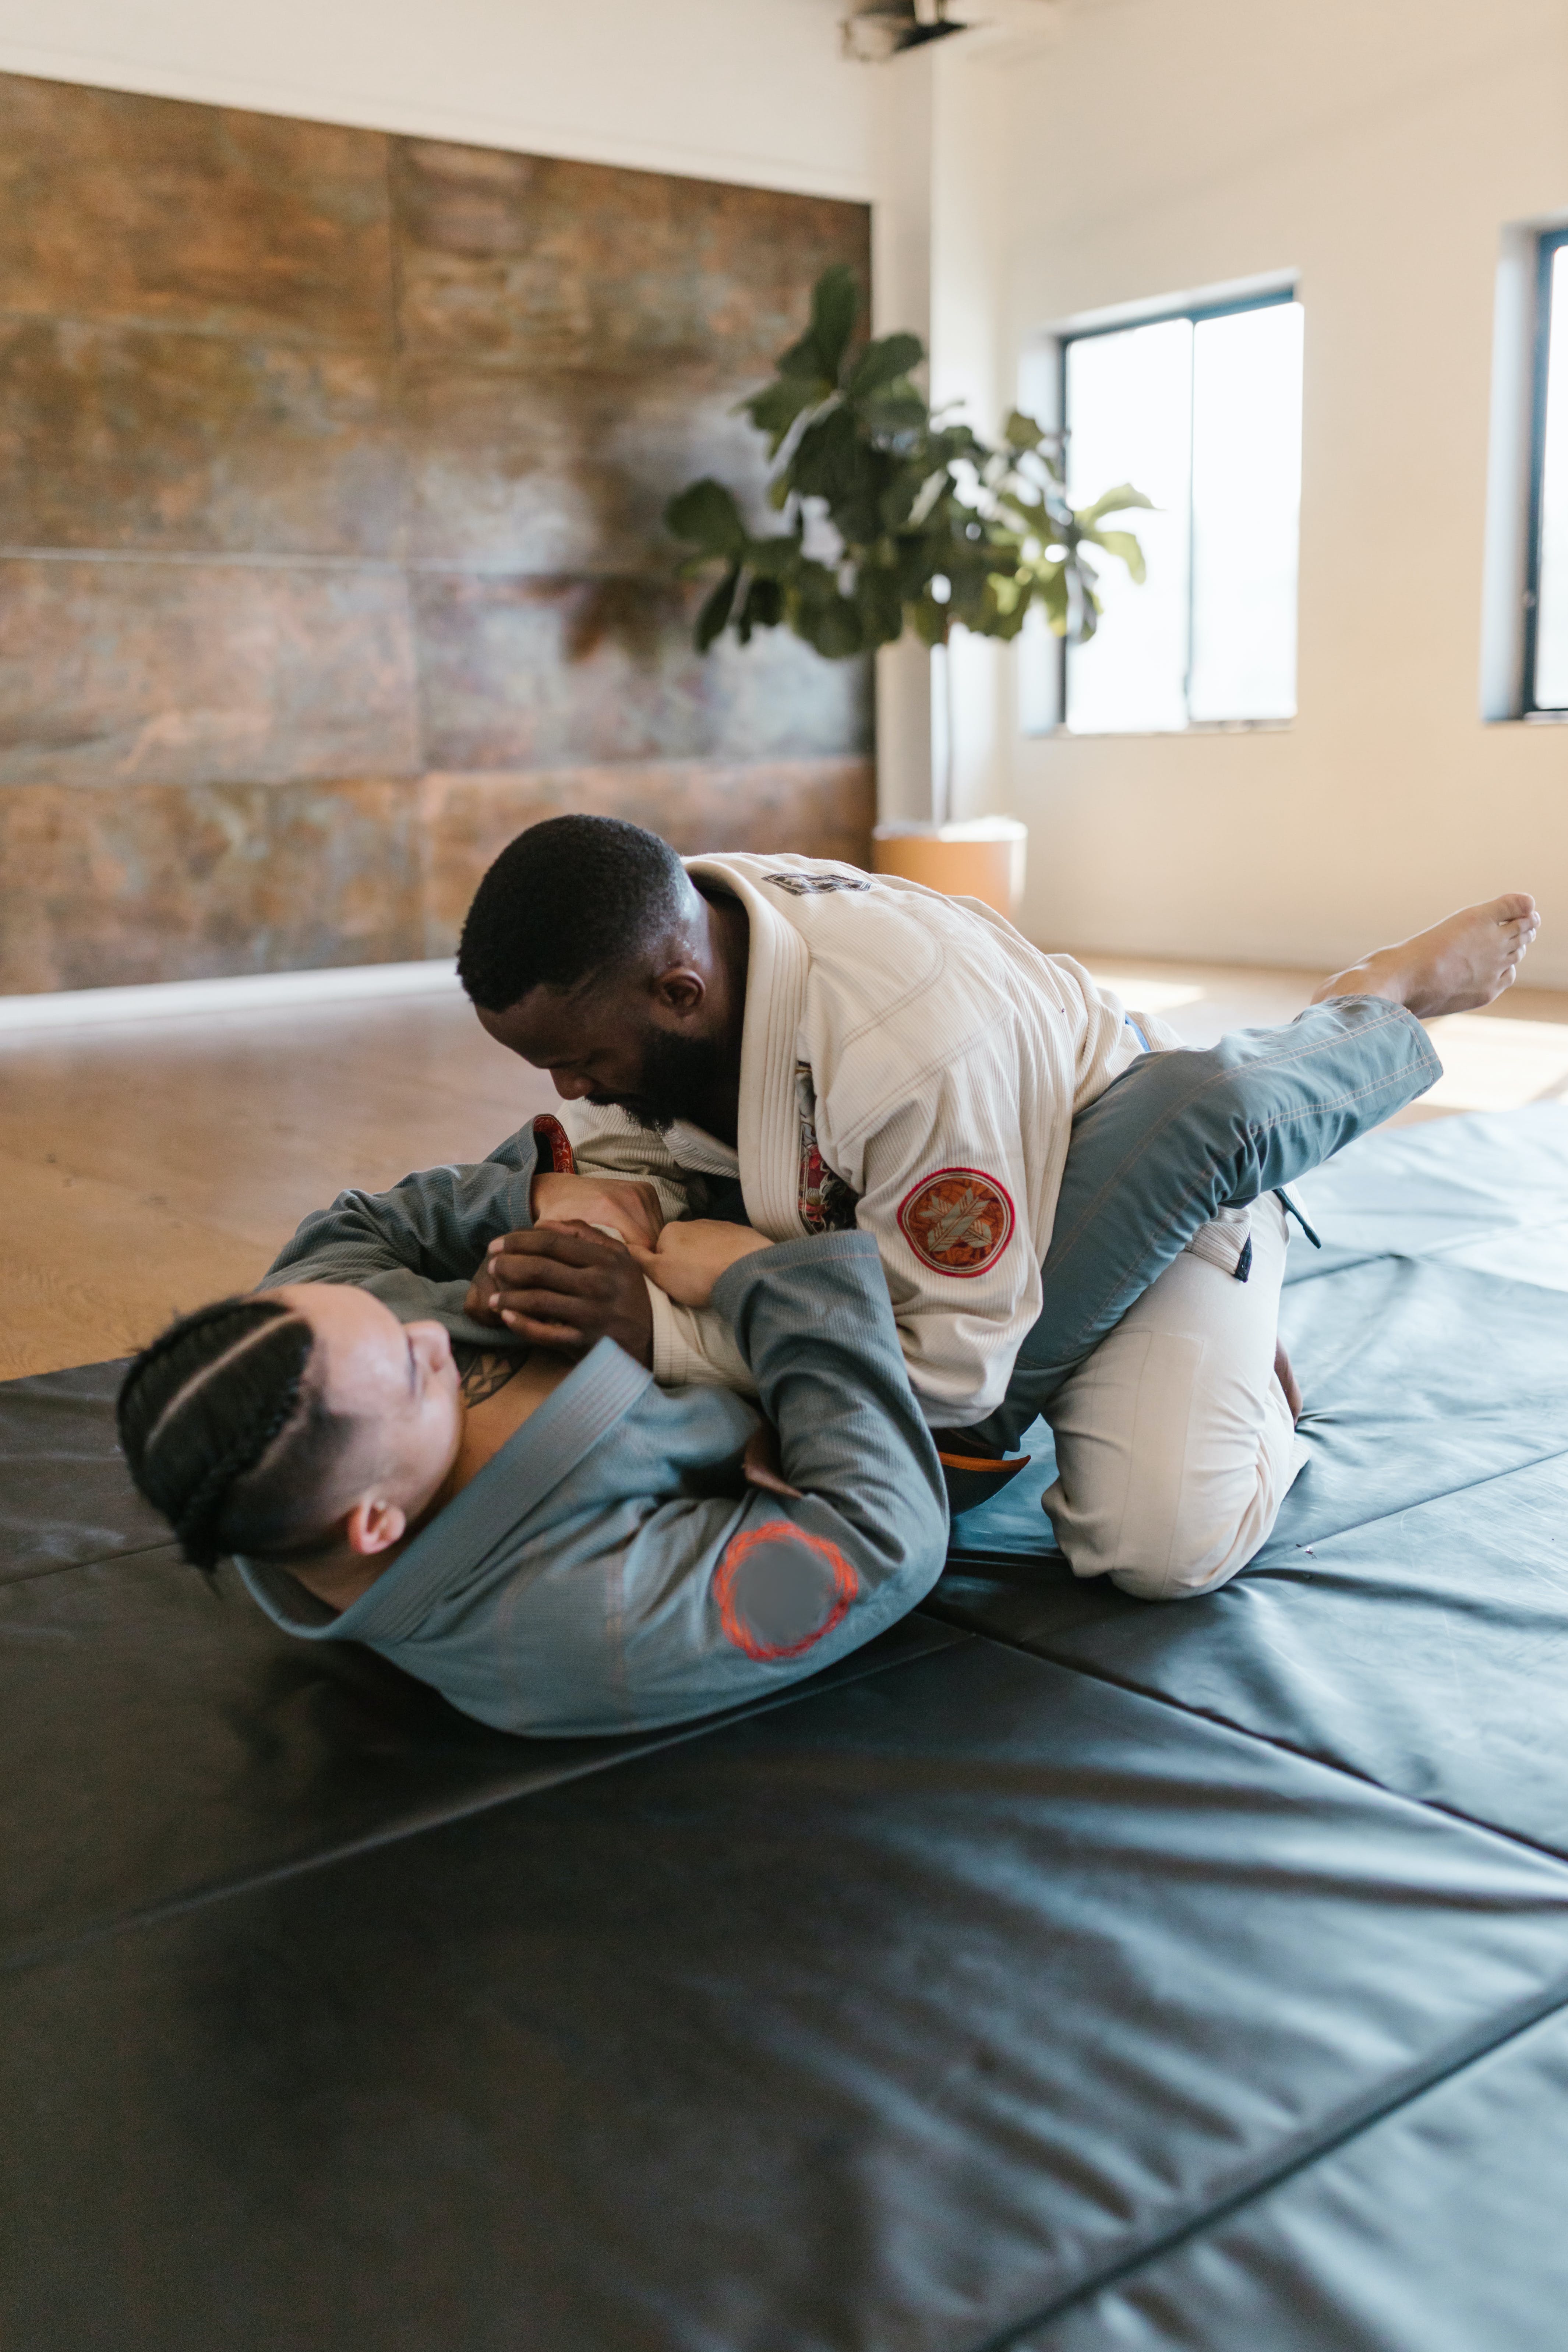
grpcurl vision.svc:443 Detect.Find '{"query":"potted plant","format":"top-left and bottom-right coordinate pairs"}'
top-left (665, 264), bottom-right (1149, 914)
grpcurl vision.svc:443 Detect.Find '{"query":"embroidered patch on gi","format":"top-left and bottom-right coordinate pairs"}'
top-left (530, 1112), bottom-right (575, 1174)
top-left (763, 871), bottom-right (871, 896)
top-left (897, 1167), bottom-right (1016, 1279)
top-left (715, 1521), bottom-right (858, 1661)
top-left (794, 1062), bottom-right (857, 1234)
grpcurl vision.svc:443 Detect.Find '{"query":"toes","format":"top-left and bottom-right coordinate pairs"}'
top-left (1494, 892), bottom-right (1537, 924)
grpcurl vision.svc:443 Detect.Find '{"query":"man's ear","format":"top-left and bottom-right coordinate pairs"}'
top-left (343, 1495), bottom-right (408, 1557)
top-left (650, 963), bottom-right (706, 1018)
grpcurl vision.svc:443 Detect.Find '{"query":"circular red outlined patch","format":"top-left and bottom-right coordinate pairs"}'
top-left (714, 1521), bottom-right (859, 1662)
top-left (897, 1167), bottom-right (1016, 1279)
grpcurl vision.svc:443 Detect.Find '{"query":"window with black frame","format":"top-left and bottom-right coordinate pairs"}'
top-left (1056, 289), bottom-right (1304, 734)
top-left (1526, 226), bottom-right (1568, 714)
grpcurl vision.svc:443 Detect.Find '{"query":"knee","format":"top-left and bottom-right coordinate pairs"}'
top-left (1107, 1540), bottom-right (1246, 1604)
top-left (1046, 1363), bottom-right (1300, 1602)
top-left (1117, 1041), bottom-right (1264, 1190)
top-left (1180, 1043), bottom-right (1265, 1151)
top-left (1047, 1487), bottom-right (1252, 1603)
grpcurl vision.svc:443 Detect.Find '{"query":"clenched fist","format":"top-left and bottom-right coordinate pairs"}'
top-left (469, 1221), bottom-right (654, 1363)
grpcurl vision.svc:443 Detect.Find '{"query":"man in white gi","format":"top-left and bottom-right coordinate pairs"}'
top-left (453, 816), bottom-right (1539, 1603)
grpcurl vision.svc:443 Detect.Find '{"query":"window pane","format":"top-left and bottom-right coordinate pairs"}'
top-left (1064, 317), bottom-right (1193, 734)
top-left (1535, 244), bottom-right (1568, 709)
top-left (1188, 301), bottom-right (1303, 722)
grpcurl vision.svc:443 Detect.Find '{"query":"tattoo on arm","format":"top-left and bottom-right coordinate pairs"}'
top-left (452, 1345), bottom-right (528, 1406)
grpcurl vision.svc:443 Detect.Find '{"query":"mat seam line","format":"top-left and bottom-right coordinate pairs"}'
top-left (0, 1537), bottom-right (180, 1589)
top-left (945, 1428), bottom-right (1568, 1588)
top-left (961, 1960), bottom-right (1568, 2352)
top-left (0, 1626), bottom-right (972, 1982)
top-left (922, 1608), bottom-right (1568, 1882)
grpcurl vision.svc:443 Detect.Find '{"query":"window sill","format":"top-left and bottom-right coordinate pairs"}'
top-left (1022, 718), bottom-right (1296, 741)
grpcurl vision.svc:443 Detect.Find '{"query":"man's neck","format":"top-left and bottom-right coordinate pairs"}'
top-left (689, 886), bottom-right (750, 1147)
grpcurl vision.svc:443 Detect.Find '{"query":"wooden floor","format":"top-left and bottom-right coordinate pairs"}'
top-left (5, 954), bottom-right (1568, 1380)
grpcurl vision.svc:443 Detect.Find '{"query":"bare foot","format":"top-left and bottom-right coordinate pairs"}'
top-left (1274, 1339), bottom-right (1303, 1423)
top-left (1312, 894), bottom-right (1540, 1019)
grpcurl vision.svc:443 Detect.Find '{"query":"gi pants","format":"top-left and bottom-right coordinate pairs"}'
top-left (960, 996), bottom-right (1442, 1599)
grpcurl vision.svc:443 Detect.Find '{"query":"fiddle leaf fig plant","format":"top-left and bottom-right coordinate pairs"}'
top-left (665, 264), bottom-right (1151, 665)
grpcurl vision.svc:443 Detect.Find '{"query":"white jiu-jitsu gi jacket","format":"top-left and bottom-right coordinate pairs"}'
top-left (562, 853), bottom-right (1175, 1430)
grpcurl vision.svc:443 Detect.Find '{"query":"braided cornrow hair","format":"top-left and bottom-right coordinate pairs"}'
top-left (117, 1298), bottom-right (319, 1571)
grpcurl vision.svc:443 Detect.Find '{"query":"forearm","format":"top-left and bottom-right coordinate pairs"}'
top-left (713, 1234), bottom-right (947, 1569)
top-left (260, 1150), bottom-right (534, 1292)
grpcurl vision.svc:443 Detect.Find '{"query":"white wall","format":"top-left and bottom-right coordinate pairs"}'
top-left (0, 0), bottom-right (874, 200)
top-left (996, 0), bottom-right (1568, 983)
top-left (870, 33), bottom-right (1019, 829)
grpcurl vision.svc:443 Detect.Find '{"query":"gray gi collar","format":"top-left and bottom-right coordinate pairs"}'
top-left (236, 1336), bottom-right (651, 1643)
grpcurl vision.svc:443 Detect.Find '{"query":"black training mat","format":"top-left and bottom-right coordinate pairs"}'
top-left (7, 1635), bottom-right (1568, 2352)
top-left (4, 1105), bottom-right (1568, 2349)
top-left (942, 1107), bottom-right (1568, 1860)
top-left (0, 1530), bottom-right (960, 1965)
top-left (1024, 2000), bottom-right (1568, 2351)
top-left (0, 1359), bottom-right (167, 1578)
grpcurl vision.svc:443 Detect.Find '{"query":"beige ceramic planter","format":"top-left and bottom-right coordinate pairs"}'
top-left (871, 817), bottom-right (1028, 922)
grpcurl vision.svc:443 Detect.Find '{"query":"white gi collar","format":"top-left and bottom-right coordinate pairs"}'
top-left (684, 857), bottom-right (811, 1240)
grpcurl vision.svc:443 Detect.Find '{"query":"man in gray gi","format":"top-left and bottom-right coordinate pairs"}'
top-left (117, 1213), bottom-right (951, 1740)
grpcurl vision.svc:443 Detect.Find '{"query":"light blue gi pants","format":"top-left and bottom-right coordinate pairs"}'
top-left (965, 995), bottom-right (1441, 1460)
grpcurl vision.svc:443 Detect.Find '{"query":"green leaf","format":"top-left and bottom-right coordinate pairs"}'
top-left (879, 469), bottom-right (924, 532)
top-left (740, 372), bottom-right (826, 454)
top-left (1084, 526), bottom-right (1146, 584)
top-left (1074, 582), bottom-right (1105, 643)
top-left (1037, 567), bottom-right (1070, 634)
top-left (790, 406), bottom-right (891, 543)
top-left (745, 530), bottom-right (802, 581)
top-left (1003, 408), bottom-right (1046, 451)
top-left (777, 263), bottom-right (861, 384)
top-left (810, 264), bottom-right (861, 381)
top-left (735, 575), bottom-right (784, 645)
top-left (859, 385), bottom-right (929, 438)
top-left (665, 478), bottom-right (747, 559)
top-left (845, 332), bottom-right (924, 402)
top-left (1076, 482), bottom-right (1155, 526)
top-left (910, 596), bottom-right (950, 648)
top-left (986, 593), bottom-right (1032, 642)
top-left (694, 564), bottom-right (741, 650)
top-left (853, 561), bottom-right (904, 648)
top-left (793, 591), bottom-right (864, 658)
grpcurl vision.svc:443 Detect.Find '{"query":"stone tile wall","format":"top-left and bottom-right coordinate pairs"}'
top-left (0, 75), bottom-right (873, 992)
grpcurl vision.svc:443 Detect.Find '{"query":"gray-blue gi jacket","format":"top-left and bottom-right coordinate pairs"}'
top-left (241, 1148), bottom-right (948, 1737)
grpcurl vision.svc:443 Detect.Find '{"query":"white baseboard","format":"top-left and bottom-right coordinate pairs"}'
top-left (0, 959), bottom-right (463, 1035)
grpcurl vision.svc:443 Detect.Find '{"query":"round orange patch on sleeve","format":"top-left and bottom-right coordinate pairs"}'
top-left (896, 1167), bottom-right (1016, 1278)
top-left (714, 1521), bottom-right (859, 1661)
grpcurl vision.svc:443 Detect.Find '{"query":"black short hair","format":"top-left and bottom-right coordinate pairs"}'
top-left (117, 1297), bottom-right (354, 1572)
top-left (456, 815), bottom-right (690, 1013)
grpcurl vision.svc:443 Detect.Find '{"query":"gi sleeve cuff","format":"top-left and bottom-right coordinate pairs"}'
top-left (648, 1280), bottom-right (758, 1395)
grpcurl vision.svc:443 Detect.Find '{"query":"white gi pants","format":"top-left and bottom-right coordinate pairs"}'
top-left (1041, 1191), bottom-right (1306, 1601)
